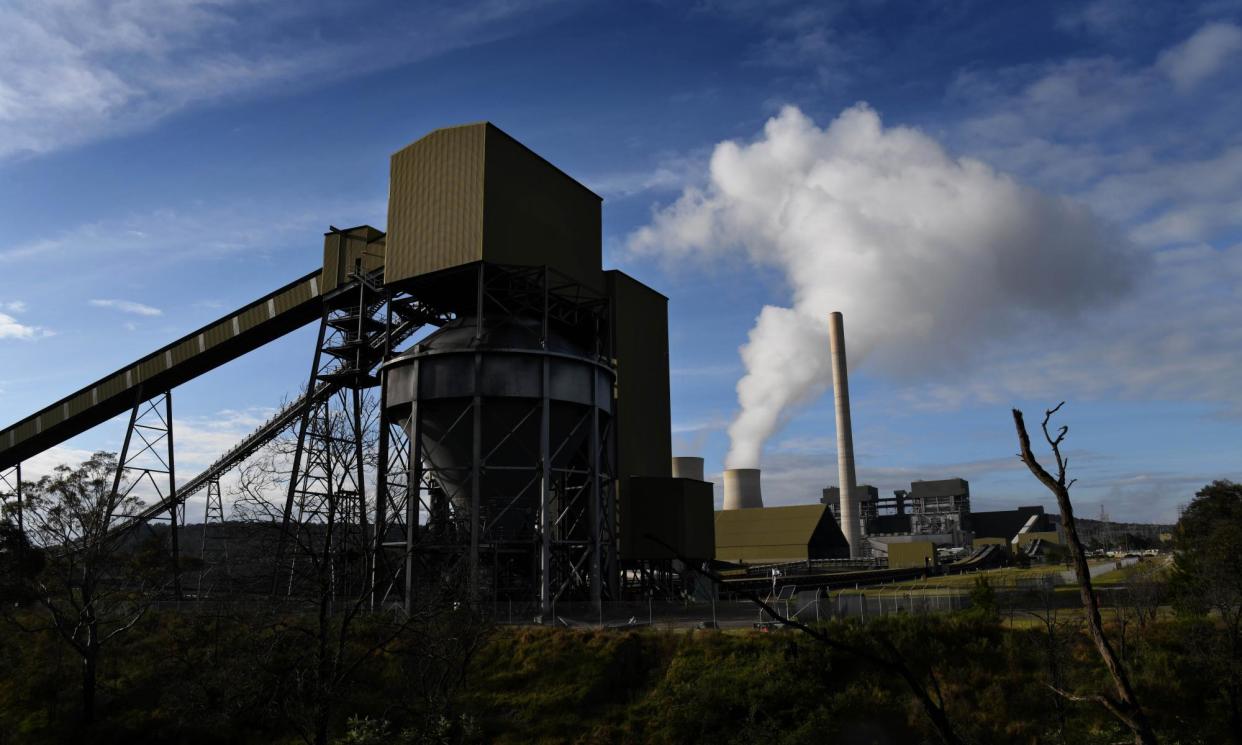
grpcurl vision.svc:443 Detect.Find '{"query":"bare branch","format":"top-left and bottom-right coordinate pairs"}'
top-left (101, 605), bottom-right (148, 644)
top-left (1014, 406), bottom-right (1158, 745)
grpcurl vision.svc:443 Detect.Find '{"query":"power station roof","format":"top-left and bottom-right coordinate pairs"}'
top-left (910, 478), bottom-right (970, 498)
top-left (715, 504), bottom-right (850, 563)
top-left (971, 505), bottom-right (1049, 541)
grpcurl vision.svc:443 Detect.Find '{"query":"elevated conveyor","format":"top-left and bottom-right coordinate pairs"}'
top-left (111, 281), bottom-right (436, 534)
top-left (0, 270), bottom-right (326, 471)
top-left (1, 122), bottom-right (674, 611)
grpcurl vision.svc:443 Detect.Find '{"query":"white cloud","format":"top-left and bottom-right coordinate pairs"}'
top-left (587, 151), bottom-right (710, 199)
top-left (19, 445), bottom-right (98, 480)
top-left (1, 301), bottom-right (27, 313)
top-left (631, 104), bottom-right (1139, 468)
top-left (0, 0), bottom-right (574, 160)
top-left (948, 23), bottom-right (1242, 249)
top-left (89, 298), bottom-right (162, 316)
top-left (1157, 21), bottom-right (1242, 91)
top-left (0, 312), bottom-right (51, 340)
top-left (0, 313), bottom-right (37, 340)
top-left (171, 407), bottom-right (278, 471)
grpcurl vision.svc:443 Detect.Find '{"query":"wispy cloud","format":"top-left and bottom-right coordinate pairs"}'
top-left (0, 0), bottom-right (577, 161)
top-left (587, 150), bottom-right (710, 199)
top-left (693, 0), bottom-right (860, 90)
top-left (89, 298), bottom-right (162, 316)
top-left (950, 21), bottom-right (1242, 225)
top-left (1157, 21), bottom-right (1242, 91)
top-left (0, 312), bottom-right (50, 340)
top-left (0, 195), bottom-right (385, 267)
top-left (0, 299), bottom-right (51, 340)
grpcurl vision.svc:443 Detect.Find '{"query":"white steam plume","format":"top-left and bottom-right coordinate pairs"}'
top-left (629, 104), bottom-right (1139, 468)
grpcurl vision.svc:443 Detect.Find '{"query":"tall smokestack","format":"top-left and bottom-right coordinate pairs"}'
top-left (829, 312), bottom-right (864, 557)
top-left (722, 468), bottom-right (763, 510)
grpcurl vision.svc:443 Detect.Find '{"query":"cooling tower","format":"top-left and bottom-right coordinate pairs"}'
top-left (722, 468), bottom-right (763, 510)
top-left (829, 312), bottom-right (864, 558)
top-left (672, 456), bottom-right (705, 481)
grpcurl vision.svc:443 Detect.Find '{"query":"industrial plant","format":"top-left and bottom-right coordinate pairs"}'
top-left (0, 122), bottom-right (1065, 612)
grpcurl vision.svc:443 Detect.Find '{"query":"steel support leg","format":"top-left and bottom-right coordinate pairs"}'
top-left (273, 313), bottom-right (329, 593)
top-left (166, 392), bottom-right (181, 599)
top-left (539, 355), bottom-right (552, 617)
top-left (590, 371), bottom-right (602, 608)
top-left (404, 399), bottom-right (422, 614)
top-left (0, 463), bottom-right (21, 533)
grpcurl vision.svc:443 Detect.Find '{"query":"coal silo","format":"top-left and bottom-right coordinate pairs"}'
top-left (374, 123), bottom-right (672, 614)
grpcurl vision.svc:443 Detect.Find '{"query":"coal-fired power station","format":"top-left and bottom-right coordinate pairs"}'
top-left (0, 122), bottom-right (716, 613)
top-left (0, 122), bottom-right (1047, 617)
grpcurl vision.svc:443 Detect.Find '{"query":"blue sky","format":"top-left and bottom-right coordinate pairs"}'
top-left (2, 0), bottom-right (1241, 523)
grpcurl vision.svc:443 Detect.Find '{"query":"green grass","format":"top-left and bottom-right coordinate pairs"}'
top-left (830, 559), bottom-right (1150, 598)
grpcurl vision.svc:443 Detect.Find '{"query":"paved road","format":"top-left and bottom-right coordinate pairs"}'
top-left (1061, 556), bottom-right (1139, 583)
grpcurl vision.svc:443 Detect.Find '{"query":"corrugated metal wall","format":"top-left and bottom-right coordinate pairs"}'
top-left (385, 124), bottom-right (486, 285)
top-left (620, 477), bottom-right (714, 560)
top-left (384, 122), bottom-right (603, 291)
top-left (482, 125), bottom-right (602, 291)
top-left (606, 270), bottom-right (672, 484)
top-left (322, 226), bottom-right (386, 291)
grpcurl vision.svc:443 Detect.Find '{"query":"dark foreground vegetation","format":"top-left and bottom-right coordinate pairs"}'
top-left (1, 442), bottom-right (1238, 744)
top-left (0, 607), bottom-right (1238, 745)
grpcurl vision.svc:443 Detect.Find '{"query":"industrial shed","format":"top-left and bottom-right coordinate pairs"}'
top-left (971, 505), bottom-right (1052, 541)
top-left (714, 504), bottom-right (850, 565)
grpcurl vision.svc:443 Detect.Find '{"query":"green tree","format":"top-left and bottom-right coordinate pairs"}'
top-left (1169, 479), bottom-right (1242, 741)
top-left (965, 576), bottom-right (999, 623)
top-left (0, 452), bottom-right (159, 725)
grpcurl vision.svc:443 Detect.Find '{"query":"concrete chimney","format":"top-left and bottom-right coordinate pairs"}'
top-left (829, 312), bottom-right (864, 557)
top-left (722, 468), bottom-right (763, 510)
top-left (672, 456), bottom-right (705, 481)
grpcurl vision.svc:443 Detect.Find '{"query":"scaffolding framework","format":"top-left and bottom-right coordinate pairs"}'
top-left (0, 463), bottom-right (20, 532)
top-left (275, 266), bottom-right (384, 599)
top-left (378, 263), bottom-right (618, 616)
top-left (105, 389), bottom-right (183, 598)
top-left (196, 478), bottom-right (228, 597)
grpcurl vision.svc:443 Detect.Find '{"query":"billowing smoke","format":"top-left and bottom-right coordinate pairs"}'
top-left (629, 104), bottom-right (1139, 468)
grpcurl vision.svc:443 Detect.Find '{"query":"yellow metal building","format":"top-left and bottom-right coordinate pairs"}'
top-left (714, 504), bottom-right (850, 564)
top-left (888, 541), bottom-right (938, 569)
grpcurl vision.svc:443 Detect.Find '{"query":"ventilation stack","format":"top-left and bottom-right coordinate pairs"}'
top-left (722, 468), bottom-right (763, 510)
top-left (829, 311), bottom-right (864, 558)
top-left (672, 456), bottom-right (705, 481)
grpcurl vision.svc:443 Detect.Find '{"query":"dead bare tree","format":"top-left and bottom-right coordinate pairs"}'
top-left (1013, 403), bottom-right (1158, 745)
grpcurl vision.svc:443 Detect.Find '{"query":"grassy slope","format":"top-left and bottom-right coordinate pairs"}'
top-left (0, 605), bottom-right (1231, 745)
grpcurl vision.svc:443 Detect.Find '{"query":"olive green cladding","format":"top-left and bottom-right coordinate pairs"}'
top-left (606, 269), bottom-right (672, 485)
top-left (385, 122), bottom-right (603, 291)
